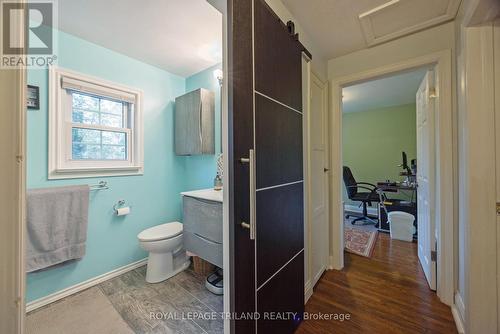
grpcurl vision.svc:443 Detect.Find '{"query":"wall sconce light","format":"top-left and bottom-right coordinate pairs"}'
top-left (213, 69), bottom-right (223, 86)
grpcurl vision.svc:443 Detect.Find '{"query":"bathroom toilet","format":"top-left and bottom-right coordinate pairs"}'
top-left (137, 222), bottom-right (190, 283)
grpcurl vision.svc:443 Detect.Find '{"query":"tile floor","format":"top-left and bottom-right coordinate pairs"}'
top-left (26, 266), bottom-right (223, 334)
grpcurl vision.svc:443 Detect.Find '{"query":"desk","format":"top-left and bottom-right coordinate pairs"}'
top-left (376, 182), bottom-right (417, 233)
top-left (377, 183), bottom-right (416, 192)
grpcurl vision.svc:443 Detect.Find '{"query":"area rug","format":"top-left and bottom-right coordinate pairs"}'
top-left (344, 227), bottom-right (378, 258)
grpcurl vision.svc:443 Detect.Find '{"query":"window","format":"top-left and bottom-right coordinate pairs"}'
top-left (49, 67), bottom-right (143, 179)
top-left (71, 92), bottom-right (129, 161)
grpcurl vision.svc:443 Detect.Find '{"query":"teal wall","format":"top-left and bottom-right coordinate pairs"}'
top-left (26, 30), bottom-right (221, 302)
top-left (182, 63), bottom-right (222, 190)
top-left (342, 104), bottom-right (416, 205)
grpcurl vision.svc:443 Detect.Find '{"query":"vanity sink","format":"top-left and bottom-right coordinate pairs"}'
top-left (181, 188), bottom-right (222, 203)
top-left (181, 189), bottom-right (223, 268)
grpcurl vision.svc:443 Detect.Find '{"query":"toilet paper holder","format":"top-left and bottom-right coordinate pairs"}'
top-left (113, 199), bottom-right (130, 215)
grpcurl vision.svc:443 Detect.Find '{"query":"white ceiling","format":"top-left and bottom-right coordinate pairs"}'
top-left (281, 0), bottom-right (460, 59)
top-left (342, 68), bottom-right (428, 113)
top-left (58, 0), bottom-right (223, 77)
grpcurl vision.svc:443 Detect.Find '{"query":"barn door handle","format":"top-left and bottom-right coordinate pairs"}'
top-left (240, 149), bottom-right (256, 240)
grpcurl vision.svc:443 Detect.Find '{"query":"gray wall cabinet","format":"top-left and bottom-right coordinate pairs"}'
top-left (175, 88), bottom-right (215, 155)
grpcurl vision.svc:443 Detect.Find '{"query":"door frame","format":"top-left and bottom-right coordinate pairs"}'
top-left (0, 2), bottom-right (230, 333)
top-left (329, 50), bottom-right (454, 305)
top-left (0, 65), bottom-right (26, 334)
top-left (496, 17), bottom-right (500, 334)
top-left (0, 2), bottom-right (26, 332)
top-left (218, 2), bottom-right (229, 334)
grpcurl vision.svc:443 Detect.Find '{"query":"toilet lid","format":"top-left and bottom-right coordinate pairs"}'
top-left (137, 222), bottom-right (183, 242)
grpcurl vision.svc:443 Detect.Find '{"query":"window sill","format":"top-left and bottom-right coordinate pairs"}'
top-left (49, 166), bottom-right (143, 180)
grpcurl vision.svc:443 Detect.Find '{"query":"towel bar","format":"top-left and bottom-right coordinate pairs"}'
top-left (89, 181), bottom-right (109, 191)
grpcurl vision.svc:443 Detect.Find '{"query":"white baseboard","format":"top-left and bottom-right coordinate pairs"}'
top-left (329, 255), bottom-right (342, 270)
top-left (26, 258), bottom-right (148, 313)
top-left (452, 304), bottom-right (465, 334)
top-left (455, 292), bottom-right (465, 319)
top-left (312, 267), bottom-right (325, 287)
top-left (452, 292), bottom-right (466, 333)
top-left (344, 204), bottom-right (378, 217)
top-left (304, 280), bottom-right (313, 304)
top-left (327, 255), bottom-right (344, 270)
top-left (304, 267), bottom-right (326, 304)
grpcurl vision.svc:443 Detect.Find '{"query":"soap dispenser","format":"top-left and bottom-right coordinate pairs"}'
top-left (214, 174), bottom-right (223, 191)
top-left (214, 153), bottom-right (223, 191)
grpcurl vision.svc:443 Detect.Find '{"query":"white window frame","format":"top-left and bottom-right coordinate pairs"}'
top-left (49, 66), bottom-right (144, 179)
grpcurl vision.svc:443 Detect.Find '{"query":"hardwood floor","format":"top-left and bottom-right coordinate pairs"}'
top-left (297, 233), bottom-right (457, 334)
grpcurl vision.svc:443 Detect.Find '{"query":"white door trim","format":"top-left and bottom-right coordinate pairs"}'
top-left (217, 3), bottom-right (229, 334)
top-left (453, 0), bottom-right (500, 332)
top-left (495, 17), bottom-right (500, 334)
top-left (0, 5), bottom-right (26, 333)
top-left (329, 49), bottom-right (454, 305)
top-left (302, 58), bottom-right (312, 302)
top-left (462, 20), bottom-right (497, 334)
top-left (0, 65), bottom-right (26, 334)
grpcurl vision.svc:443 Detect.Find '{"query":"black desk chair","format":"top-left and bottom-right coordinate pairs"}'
top-left (343, 166), bottom-right (380, 226)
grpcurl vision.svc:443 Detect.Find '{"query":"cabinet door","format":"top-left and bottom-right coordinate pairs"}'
top-left (183, 196), bottom-right (223, 244)
top-left (175, 90), bottom-right (202, 155)
top-left (200, 89), bottom-right (215, 154)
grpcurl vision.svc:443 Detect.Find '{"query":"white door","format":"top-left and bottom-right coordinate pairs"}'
top-left (416, 70), bottom-right (437, 290)
top-left (310, 73), bottom-right (329, 286)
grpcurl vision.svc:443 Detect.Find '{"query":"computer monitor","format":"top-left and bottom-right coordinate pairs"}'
top-left (401, 151), bottom-right (412, 175)
top-left (402, 151), bottom-right (408, 170)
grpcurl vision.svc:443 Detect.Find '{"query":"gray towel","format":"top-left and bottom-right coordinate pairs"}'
top-left (26, 185), bottom-right (90, 272)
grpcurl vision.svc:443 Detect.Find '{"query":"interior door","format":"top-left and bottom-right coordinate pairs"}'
top-left (416, 70), bottom-right (437, 290)
top-left (228, 0), bottom-right (309, 332)
top-left (309, 74), bottom-right (329, 287)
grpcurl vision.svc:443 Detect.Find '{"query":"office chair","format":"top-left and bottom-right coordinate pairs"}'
top-left (343, 166), bottom-right (380, 226)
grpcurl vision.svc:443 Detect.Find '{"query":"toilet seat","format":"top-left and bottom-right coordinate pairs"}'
top-left (138, 222), bottom-right (183, 242)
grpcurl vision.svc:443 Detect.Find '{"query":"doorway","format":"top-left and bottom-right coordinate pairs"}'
top-left (12, 1), bottom-right (228, 333)
top-left (329, 51), bottom-right (454, 305)
top-left (341, 67), bottom-right (436, 289)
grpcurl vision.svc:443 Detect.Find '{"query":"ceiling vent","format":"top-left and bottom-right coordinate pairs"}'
top-left (359, 0), bottom-right (461, 46)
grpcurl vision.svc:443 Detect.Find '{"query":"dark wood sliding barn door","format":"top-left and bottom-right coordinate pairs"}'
top-left (228, 0), bottom-right (310, 332)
